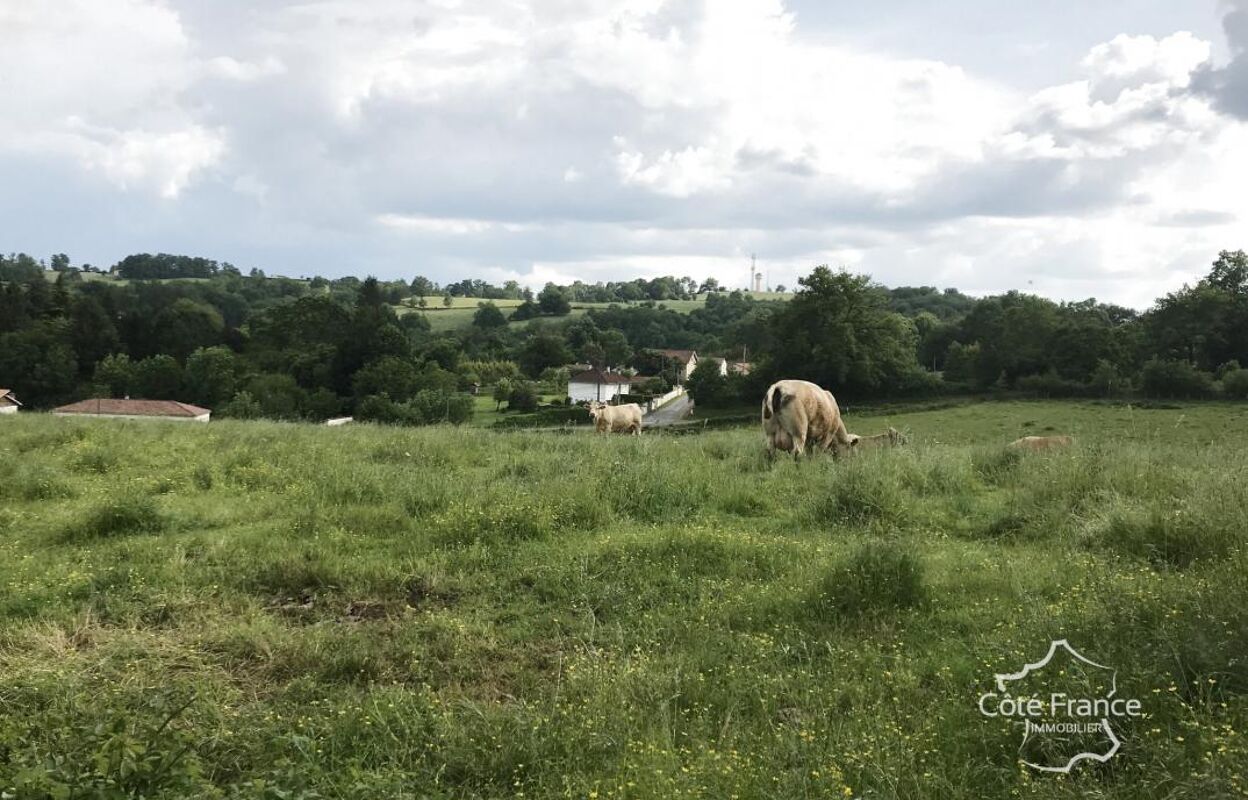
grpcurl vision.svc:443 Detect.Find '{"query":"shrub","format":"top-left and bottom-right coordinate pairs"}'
top-left (1139, 358), bottom-right (1215, 399)
top-left (507, 381), bottom-right (539, 413)
top-left (356, 391), bottom-right (472, 426)
top-left (218, 390), bottom-right (263, 419)
top-left (1017, 369), bottom-right (1088, 398)
top-left (808, 541), bottom-right (927, 617)
top-left (1221, 368), bottom-right (1248, 400)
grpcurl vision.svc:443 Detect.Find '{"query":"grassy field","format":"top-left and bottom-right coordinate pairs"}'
top-left (2, 401), bottom-right (1247, 798)
top-left (396, 292), bottom-right (786, 332)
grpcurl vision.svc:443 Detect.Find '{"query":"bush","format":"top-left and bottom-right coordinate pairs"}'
top-left (491, 405), bottom-right (590, 428)
top-left (507, 381), bottom-right (539, 413)
top-left (1088, 359), bottom-right (1128, 397)
top-left (1017, 369), bottom-right (1088, 398)
top-left (410, 389), bottom-right (473, 425)
top-left (808, 541), bottom-right (927, 617)
top-left (1222, 368), bottom-right (1248, 400)
top-left (1140, 358), bottom-right (1215, 399)
top-left (356, 391), bottom-right (472, 426)
top-left (218, 390), bottom-right (263, 419)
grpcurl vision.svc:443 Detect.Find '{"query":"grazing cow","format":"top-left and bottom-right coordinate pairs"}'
top-left (848, 427), bottom-right (907, 451)
top-left (588, 401), bottom-right (643, 435)
top-left (761, 379), bottom-right (852, 459)
top-left (1007, 435), bottom-right (1074, 451)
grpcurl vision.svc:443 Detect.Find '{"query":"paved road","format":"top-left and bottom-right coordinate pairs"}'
top-left (644, 393), bottom-right (694, 427)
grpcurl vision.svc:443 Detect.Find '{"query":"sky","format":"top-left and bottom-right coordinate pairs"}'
top-left (2, 0), bottom-right (1246, 308)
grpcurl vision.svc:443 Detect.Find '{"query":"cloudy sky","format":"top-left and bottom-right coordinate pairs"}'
top-left (2, 0), bottom-right (1246, 307)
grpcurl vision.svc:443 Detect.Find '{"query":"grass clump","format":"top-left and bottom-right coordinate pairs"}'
top-left (808, 540), bottom-right (927, 617)
top-left (812, 463), bottom-right (910, 527)
top-left (64, 494), bottom-right (166, 542)
top-left (1084, 503), bottom-right (1242, 568)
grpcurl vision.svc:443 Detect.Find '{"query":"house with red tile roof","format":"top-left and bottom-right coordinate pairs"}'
top-left (52, 398), bottom-right (211, 422)
top-left (652, 349), bottom-right (699, 383)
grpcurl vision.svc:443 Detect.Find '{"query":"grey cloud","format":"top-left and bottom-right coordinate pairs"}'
top-left (1193, 0), bottom-right (1248, 117)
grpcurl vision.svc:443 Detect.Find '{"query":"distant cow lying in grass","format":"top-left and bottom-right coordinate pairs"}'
top-left (761, 379), bottom-right (852, 459)
top-left (587, 401), bottom-right (643, 435)
top-left (847, 427), bottom-right (907, 451)
top-left (1007, 435), bottom-right (1074, 451)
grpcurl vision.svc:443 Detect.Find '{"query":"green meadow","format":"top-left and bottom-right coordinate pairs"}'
top-left (394, 292), bottom-right (784, 332)
top-left (2, 400), bottom-right (1247, 798)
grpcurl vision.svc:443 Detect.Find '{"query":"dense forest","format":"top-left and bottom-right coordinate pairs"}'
top-left (2, 249), bottom-right (1246, 423)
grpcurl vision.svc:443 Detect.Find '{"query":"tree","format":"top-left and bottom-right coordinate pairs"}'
top-left (766, 267), bottom-right (921, 397)
top-left (508, 380), bottom-right (539, 412)
top-left (685, 359), bottom-right (734, 407)
top-left (0, 321), bottom-right (78, 407)
top-left (184, 346), bottom-right (240, 408)
top-left (50, 253), bottom-right (71, 272)
top-left (519, 333), bottom-right (572, 377)
top-left (69, 296), bottom-right (120, 374)
top-left (698, 277), bottom-right (721, 294)
top-left (442, 293), bottom-right (453, 308)
top-left (94, 353), bottom-right (137, 397)
top-left (219, 390), bottom-right (264, 419)
top-left (154, 298), bottom-right (225, 361)
top-left (245, 373), bottom-right (309, 419)
top-left (133, 355), bottom-right (184, 399)
top-left (599, 329), bottom-right (632, 366)
top-left (353, 356), bottom-right (420, 402)
top-left (774, 284), bottom-right (787, 293)
top-left (510, 300), bottom-right (540, 321)
top-left (473, 301), bottom-right (508, 330)
top-left (410, 276), bottom-right (436, 298)
top-left (493, 378), bottom-right (513, 411)
top-left (942, 342), bottom-right (981, 385)
top-left (537, 283), bottom-right (571, 315)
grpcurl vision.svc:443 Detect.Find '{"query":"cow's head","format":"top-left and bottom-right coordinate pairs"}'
top-left (586, 401), bottom-right (604, 420)
top-left (887, 427), bottom-right (908, 445)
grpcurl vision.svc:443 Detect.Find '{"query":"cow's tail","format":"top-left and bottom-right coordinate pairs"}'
top-left (763, 385), bottom-right (789, 420)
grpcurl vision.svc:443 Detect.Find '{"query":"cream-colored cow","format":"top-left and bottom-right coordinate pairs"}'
top-left (587, 401), bottom-right (643, 435)
top-left (761, 379), bottom-right (852, 459)
top-left (1007, 434), bottom-right (1074, 451)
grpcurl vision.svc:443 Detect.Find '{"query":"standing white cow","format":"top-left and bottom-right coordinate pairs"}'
top-left (587, 401), bottom-right (643, 435)
top-left (761, 379), bottom-right (852, 459)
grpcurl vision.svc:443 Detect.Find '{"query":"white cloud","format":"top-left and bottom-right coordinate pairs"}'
top-left (0, 0), bottom-right (224, 197)
top-left (0, 0), bottom-right (1243, 306)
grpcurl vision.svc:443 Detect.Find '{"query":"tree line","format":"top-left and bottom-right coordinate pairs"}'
top-left (1, 249), bottom-right (1245, 425)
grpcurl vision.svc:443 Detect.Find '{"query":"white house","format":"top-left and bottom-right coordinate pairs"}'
top-left (568, 367), bottom-right (635, 404)
top-left (52, 398), bottom-right (211, 423)
top-left (0, 389), bottom-right (21, 414)
top-left (704, 357), bottom-right (730, 377)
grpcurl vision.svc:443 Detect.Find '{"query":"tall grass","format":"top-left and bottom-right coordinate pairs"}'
top-left (2, 403), bottom-right (1248, 798)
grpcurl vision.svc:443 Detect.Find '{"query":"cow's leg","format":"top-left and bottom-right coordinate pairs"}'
top-left (791, 430), bottom-right (806, 461)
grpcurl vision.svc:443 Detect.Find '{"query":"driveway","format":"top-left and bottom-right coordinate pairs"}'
top-left (644, 393), bottom-right (694, 427)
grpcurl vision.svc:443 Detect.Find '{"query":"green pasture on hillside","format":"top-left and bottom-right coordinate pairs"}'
top-left (1, 400), bottom-right (1246, 798)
